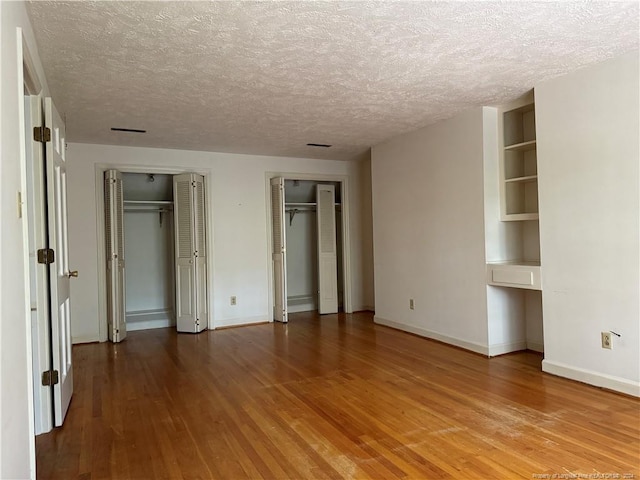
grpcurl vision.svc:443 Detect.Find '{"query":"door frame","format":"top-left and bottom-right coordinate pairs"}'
top-left (94, 164), bottom-right (215, 341)
top-left (265, 172), bottom-right (353, 317)
top-left (23, 93), bottom-right (53, 435)
top-left (18, 26), bottom-right (48, 476)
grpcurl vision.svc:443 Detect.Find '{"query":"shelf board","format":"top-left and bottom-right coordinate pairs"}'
top-left (501, 212), bottom-right (539, 222)
top-left (504, 139), bottom-right (536, 152)
top-left (505, 174), bottom-right (537, 184)
top-left (124, 200), bottom-right (173, 205)
top-left (487, 260), bottom-right (541, 267)
top-left (285, 202), bottom-right (342, 207)
top-left (285, 202), bottom-right (316, 207)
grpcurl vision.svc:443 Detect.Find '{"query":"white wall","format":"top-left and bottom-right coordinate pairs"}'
top-left (285, 210), bottom-right (317, 304)
top-left (371, 107), bottom-right (491, 353)
top-left (536, 51), bottom-right (640, 396)
top-left (0, 1), bottom-right (50, 478)
top-left (124, 211), bottom-right (174, 313)
top-left (67, 143), bottom-right (371, 341)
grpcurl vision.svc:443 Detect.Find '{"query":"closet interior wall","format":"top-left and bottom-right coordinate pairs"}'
top-left (122, 173), bottom-right (175, 331)
top-left (284, 180), bottom-right (344, 313)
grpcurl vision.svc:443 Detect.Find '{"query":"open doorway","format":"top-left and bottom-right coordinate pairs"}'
top-left (99, 168), bottom-right (210, 340)
top-left (284, 179), bottom-right (344, 313)
top-left (121, 173), bottom-right (176, 332)
top-left (269, 174), bottom-right (352, 323)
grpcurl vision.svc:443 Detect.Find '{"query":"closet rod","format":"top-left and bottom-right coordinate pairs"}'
top-left (123, 200), bottom-right (173, 206)
top-left (124, 208), bottom-right (173, 213)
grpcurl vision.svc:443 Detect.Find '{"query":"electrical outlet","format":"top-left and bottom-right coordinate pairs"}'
top-left (601, 331), bottom-right (612, 349)
top-left (409, 298), bottom-right (414, 310)
top-left (230, 296), bottom-right (237, 306)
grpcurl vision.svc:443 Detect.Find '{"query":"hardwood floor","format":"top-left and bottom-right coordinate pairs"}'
top-left (36, 312), bottom-right (639, 479)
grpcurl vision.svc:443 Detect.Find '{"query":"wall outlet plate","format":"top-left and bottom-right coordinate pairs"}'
top-left (601, 331), bottom-right (612, 349)
top-left (409, 299), bottom-right (414, 310)
top-left (230, 296), bottom-right (237, 306)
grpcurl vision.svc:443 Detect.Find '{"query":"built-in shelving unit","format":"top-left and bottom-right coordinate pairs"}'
top-left (500, 98), bottom-right (539, 220)
top-left (489, 91), bottom-right (542, 279)
top-left (485, 90), bottom-right (544, 353)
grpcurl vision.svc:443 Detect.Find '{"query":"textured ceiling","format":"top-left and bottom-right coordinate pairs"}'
top-left (26, 1), bottom-right (639, 161)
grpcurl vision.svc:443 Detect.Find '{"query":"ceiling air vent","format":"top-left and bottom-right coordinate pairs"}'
top-left (111, 127), bottom-right (146, 133)
top-left (306, 143), bottom-right (331, 148)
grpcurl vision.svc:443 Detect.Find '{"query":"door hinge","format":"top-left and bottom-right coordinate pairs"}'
top-left (33, 126), bottom-right (51, 143)
top-left (41, 370), bottom-right (59, 386)
top-left (37, 248), bottom-right (55, 265)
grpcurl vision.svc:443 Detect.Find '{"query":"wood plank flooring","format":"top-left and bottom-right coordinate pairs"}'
top-left (36, 312), bottom-right (640, 479)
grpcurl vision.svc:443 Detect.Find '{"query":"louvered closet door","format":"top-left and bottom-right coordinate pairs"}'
top-left (174, 173), bottom-right (207, 333)
top-left (104, 169), bottom-right (127, 342)
top-left (316, 184), bottom-right (338, 314)
top-left (271, 177), bottom-right (287, 322)
top-left (193, 175), bottom-right (208, 331)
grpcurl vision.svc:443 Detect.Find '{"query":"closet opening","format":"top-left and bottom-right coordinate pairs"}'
top-left (101, 169), bottom-right (209, 341)
top-left (270, 176), bottom-right (351, 322)
top-left (122, 173), bottom-right (175, 332)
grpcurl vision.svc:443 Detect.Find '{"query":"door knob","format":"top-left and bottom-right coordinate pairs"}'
top-left (67, 270), bottom-right (79, 278)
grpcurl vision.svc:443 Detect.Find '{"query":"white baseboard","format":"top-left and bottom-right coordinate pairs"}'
top-left (542, 359), bottom-right (640, 397)
top-left (488, 341), bottom-right (527, 357)
top-left (72, 335), bottom-right (99, 344)
top-left (288, 304), bottom-right (316, 313)
top-left (526, 341), bottom-right (544, 353)
top-left (126, 309), bottom-right (175, 332)
top-left (213, 315), bottom-right (270, 329)
top-left (374, 316), bottom-right (490, 356)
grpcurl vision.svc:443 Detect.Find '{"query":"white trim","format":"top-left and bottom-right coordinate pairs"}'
top-left (126, 309), bottom-right (175, 332)
top-left (17, 27), bottom-right (41, 477)
top-left (94, 164), bottom-right (216, 342)
top-left (288, 305), bottom-right (316, 314)
top-left (488, 341), bottom-right (527, 357)
top-left (264, 172), bottom-right (354, 322)
top-left (70, 335), bottom-right (100, 345)
top-left (287, 294), bottom-right (316, 314)
top-left (374, 316), bottom-right (490, 356)
top-left (21, 32), bottom-right (42, 96)
top-left (542, 359), bottom-right (640, 397)
top-left (214, 315), bottom-right (270, 329)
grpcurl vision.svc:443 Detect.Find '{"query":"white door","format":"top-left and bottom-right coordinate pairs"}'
top-left (316, 184), bottom-right (338, 314)
top-left (26, 95), bottom-right (54, 434)
top-left (271, 177), bottom-right (288, 322)
top-left (44, 97), bottom-right (74, 426)
top-left (174, 173), bottom-right (207, 333)
top-left (104, 169), bottom-right (127, 342)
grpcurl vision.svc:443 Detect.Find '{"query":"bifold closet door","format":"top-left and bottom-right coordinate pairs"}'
top-left (174, 173), bottom-right (208, 333)
top-left (271, 177), bottom-right (288, 322)
top-left (316, 184), bottom-right (338, 314)
top-left (104, 169), bottom-right (127, 343)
